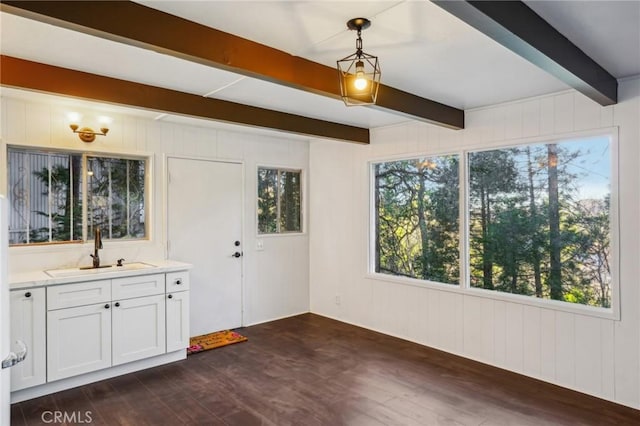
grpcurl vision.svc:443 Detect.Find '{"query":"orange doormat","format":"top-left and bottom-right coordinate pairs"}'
top-left (187, 330), bottom-right (248, 355)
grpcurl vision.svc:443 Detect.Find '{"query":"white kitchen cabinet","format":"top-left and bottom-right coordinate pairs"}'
top-left (11, 265), bottom-right (191, 399)
top-left (10, 288), bottom-right (46, 391)
top-left (112, 294), bottom-right (166, 365)
top-left (166, 291), bottom-right (190, 353)
top-left (47, 303), bottom-right (112, 382)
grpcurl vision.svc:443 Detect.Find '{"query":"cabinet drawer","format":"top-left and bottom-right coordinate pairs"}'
top-left (166, 271), bottom-right (190, 292)
top-left (112, 273), bottom-right (165, 300)
top-left (48, 280), bottom-right (111, 310)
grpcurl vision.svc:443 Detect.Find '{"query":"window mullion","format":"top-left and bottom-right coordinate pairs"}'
top-left (25, 153), bottom-right (31, 244)
top-left (47, 153), bottom-right (53, 242)
top-left (460, 150), bottom-right (469, 290)
top-left (108, 160), bottom-right (113, 239)
top-left (82, 155), bottom-right (89, 241)
top-left (69, 155), bottom-right (74, 241)
top-left (276, 170), bottom-right (281, 233)
top-left (126, 160), bottom-right (131, 237)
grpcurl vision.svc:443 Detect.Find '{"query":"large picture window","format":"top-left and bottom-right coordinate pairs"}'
top-left (373, 155), bottom-right (460, 284)
top-left (257, 167), bottom-right (302, 234)
top-left (468, 136), bottom-right (612, 308)
top-left (7, 147), bottom-right (148, 245)
top-left (371, 134), bottom-right (615, 311)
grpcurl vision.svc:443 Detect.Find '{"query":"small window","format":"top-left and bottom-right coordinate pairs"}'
top-left (7, 147), bottom-right (148, 245)
top-left (257, 167), bottom-right (302, 234)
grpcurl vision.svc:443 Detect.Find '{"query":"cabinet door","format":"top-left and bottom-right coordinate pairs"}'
top-left (166, 291), bottom-right (190, 353)
top-left (10, 288), bottom-right (46, 391)
top-left (112, 294), bottom-right (166, 366)
top-left (47, 303), bottom-right (112, 382)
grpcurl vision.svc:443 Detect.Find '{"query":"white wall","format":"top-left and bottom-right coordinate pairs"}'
top-left (0, 94), bottom-right (310, 327)
top-left (309, 78), bottom-right (640, 409)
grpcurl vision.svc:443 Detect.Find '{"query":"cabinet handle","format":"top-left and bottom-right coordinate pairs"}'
top-left (175, 279), bottom-right (182, 285)
top-left (167, 294), bottom-right (173, 299)
top-left (115, 302), bottom-right (120, 307)
top-left (25, 292), bottom-right (31, 298)
top-left (105, 304), bottom-right (110, 309)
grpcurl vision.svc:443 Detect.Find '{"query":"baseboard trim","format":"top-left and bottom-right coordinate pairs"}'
top-left (310, 311), bottom-right (638, 411)
top-left (11, 350), bottom-right (185, 403)
top-left (243, 310), bottom-right (310, 327)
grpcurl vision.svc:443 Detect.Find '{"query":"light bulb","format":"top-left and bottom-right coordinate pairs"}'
top-left (354, 60), bottom-right (367, 90)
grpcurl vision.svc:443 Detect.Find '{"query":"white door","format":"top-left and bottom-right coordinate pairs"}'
top-left (167, 158), bottom-right (243, 336)
top-left (1, 196), bottom-right (11, 424)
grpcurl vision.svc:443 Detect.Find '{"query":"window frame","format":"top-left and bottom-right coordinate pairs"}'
top-left (368, 128), bottom-right (619, 320)
top-left (6, 145), bottom-right (152, 246)
top-left (256, 165), bottom-right (304, 236)
top-left (370, 152), bottom-right (463, 285)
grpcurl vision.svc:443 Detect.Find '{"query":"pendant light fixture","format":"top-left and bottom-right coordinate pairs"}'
top-left (337, 17), bottom-right (381, 106)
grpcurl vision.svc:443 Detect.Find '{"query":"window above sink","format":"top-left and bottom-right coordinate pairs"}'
top-left (7, 147), bottom-right (149, 246)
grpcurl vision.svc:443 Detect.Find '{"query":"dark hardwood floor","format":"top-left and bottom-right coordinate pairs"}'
top-left (11, 313), bottom-right (640, 425)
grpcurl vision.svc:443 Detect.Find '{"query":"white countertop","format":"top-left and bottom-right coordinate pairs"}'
top-left (9, 260), bottom-right (192, 290)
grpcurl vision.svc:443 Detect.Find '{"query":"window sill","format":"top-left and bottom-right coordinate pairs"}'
top-left (9, 238), bottom-right (152, 254)
top-left (365, 272), bottom-right (619, 321)
top-left (256, 232), bottom-right (307, 238)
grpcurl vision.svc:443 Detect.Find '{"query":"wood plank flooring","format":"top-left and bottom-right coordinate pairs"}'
top-left (11, 313), bottom-right (640, 425)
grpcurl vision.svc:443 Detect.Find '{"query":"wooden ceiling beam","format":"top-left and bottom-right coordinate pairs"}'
top-left (1, 0), bottom-right (464, 129)
top-left (433, 0), bottom-right (617, 106)
top-left (0, 56), bottom-right (370, 144)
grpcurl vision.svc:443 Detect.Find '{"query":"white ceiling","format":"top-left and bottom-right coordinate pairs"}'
top-left (1, 1), bottom-right (639, 133)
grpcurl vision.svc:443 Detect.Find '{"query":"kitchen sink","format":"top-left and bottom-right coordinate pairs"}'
top-left (45, 262), bottom-right (156, 278)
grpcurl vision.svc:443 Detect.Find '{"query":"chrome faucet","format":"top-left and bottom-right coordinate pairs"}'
top-left (89, 227), bottom-right (102, 268)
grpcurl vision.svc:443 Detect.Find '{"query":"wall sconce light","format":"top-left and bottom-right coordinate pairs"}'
top-left (68, 113), bottom-right (110, 143)
top-left (337, 18), bottom-right (381, 106)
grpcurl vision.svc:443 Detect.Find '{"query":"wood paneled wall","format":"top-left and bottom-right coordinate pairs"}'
top-left (0, 95), bottom-right (310, 327)
top-left (309, 79), bottom-right (640, 409)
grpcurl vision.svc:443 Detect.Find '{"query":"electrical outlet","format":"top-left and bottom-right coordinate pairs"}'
top-left (256, 239), bottom-right (264, 251)
top-left (335, 295), bottom-right (341, 305)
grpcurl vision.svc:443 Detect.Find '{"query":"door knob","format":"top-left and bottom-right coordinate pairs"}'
top-left (232, 251), bottom-right (242, 258)
top-left (234, 240), bottom-right (241, 246)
